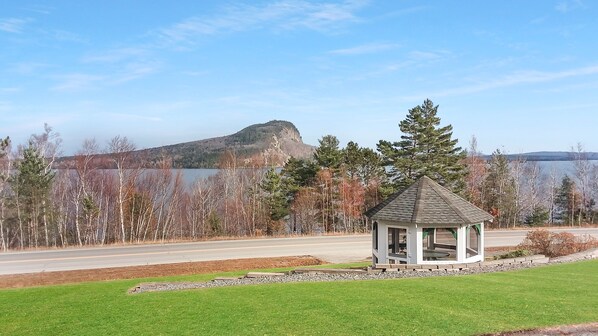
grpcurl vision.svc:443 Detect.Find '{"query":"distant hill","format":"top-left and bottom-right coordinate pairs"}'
top-left (59, 120), bottom-right (315, 169)
top-left (482, 151), bottom-right (598, 161)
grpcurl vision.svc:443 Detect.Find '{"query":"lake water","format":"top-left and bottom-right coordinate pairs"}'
top-left (178, 168), bottom-right (220, 185)
top-left (535, 161), bottom-right (593, 178)
top-left (77, 161), bottom-right (593, 190)
top-left (176, 161), bottom-right (595, 185)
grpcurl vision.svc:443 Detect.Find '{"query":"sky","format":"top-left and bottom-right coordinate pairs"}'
top-left (1, 0), bottom-right (598, 156)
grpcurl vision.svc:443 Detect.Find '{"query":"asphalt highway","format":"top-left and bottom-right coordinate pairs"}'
top-left (0, 228), bottom-right (596, 275)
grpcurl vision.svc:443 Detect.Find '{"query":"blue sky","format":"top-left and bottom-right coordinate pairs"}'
top-left (1, 0), bottom-right (598, 155)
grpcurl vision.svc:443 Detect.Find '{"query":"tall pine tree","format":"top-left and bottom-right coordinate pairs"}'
top-left (555, 175), bottom-right (581, 225)
top-left (11, 143), bottom-right (55, 247)
top-left (260, 168), bottom-right (288, 235)
top-left (483, 149), bottom-right (516, 228)
top-left (378, 99), bottom-right (465, 192)
top-left (314, 135), bottom-right (342, 170)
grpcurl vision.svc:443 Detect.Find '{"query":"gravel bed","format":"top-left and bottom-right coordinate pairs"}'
top-left (129, 249), bottom-right (597, 294)
top-left (128, 263), bottom-right (536, 294)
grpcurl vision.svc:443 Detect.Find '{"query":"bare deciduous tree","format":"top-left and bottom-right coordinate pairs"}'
top-left (108, 136), bottom-right (137, 243)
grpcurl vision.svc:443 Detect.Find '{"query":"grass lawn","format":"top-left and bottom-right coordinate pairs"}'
top-left (1, 260), bottom-right (597, 336)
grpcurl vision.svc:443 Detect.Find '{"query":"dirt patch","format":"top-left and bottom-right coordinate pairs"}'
top-left (480, 323), bottom-right (598, 335)
top-left (0, 256), bottom-right (324, 289)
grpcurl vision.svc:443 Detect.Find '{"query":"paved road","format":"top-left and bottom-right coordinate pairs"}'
top-left (0, 228), bottom-right (596, 275)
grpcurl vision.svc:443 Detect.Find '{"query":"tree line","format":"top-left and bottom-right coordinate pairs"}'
top-left (466, 142), bottom-right (598, 228)
top-left (1, 100), bottom-right (597, 250)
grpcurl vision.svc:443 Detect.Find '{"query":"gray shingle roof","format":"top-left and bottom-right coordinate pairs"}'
top-left (366, 176), bottom-right (493, 225)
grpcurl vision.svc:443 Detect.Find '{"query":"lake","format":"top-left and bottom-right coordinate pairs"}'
top-left (177, 161), bottom-right (596, 185)
top-left (72, 161), bottom-right (593, 190)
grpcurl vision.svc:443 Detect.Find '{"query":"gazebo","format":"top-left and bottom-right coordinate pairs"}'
top-left (366, 176), bottom-right (493, 265)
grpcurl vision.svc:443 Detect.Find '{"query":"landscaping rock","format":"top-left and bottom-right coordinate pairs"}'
top-left (245, 272), bottom-right (286, 278)
top-left (129, 250), bottom-right (598, 294)
top-left (293, 268), bottom-right (367, 275)
top-left (531, 257), bottom-right (550, 264)
top-left (213, 277), bottom-right (243, 281)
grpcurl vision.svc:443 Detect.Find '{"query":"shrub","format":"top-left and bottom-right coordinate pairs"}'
top-left (519, 229), bottom-right (552, 255)
top-left (550, 232), bottom-right (578, 257)
top-left (493, 249), bottom-right (531, 260)
top-left (518, 229), bottom-right (598, 257)
top-left (576, 234), bottom-right (598, 251)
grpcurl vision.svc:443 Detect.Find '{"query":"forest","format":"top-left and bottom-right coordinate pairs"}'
top-left (1, 99), bottom-right (597, 250)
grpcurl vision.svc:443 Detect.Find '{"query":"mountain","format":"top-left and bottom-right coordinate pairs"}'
top-left (482, 151), bottom-right (598, 161)
top-left (146, 120), bottom-right (314, 168)
top-left (58, 120), bottom-right (315, 169)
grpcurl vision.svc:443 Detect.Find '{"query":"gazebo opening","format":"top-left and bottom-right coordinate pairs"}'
top-left (388, 227), bottom-right (407, 262)
top-left (422, 228), bottom-right (457, 261)
top-left (466, 224), bottom-right (482, 258)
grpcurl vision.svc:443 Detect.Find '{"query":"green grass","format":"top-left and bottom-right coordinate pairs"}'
top-left (1, 260), bottom-right (597, 336)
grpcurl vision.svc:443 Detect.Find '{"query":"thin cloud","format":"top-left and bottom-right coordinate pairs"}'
top-left (530, 16), bottom-right (548, 25)
top-left (157, 0), bottom-right (367, 45)
top-left (375, 5), bottom-right (431, 20)
top-left (326, 49), bottom-right (450, 83)
top-left (49, 29), bottom-right (87, 43)
top-left (281, 0), bottom-right (366, 31)
top-left (10, 62), bottom-right (50, 75)
top-left (51, 74), bottom-right (105, 92)
top-left (0, 87), bottom-right (20, 93)
top-left (181, 70), bottom-right (210, 77)
top-left (531, 80), bottom-right (598, 94)
top-left (110, 62), bottom-right (159, 84)
top-left (52, 61), bottom-right (159, 91)
top-left (386, 50), bottom-right (450, 70)
top-left (408, 50), bottom-right (449, 61)
top-left (329, 42), bottom-right (399, 55)
top-left (553, 23), bottom-right (586, 38)
top-left (21, 5), bottom-right (53, 15)
top-left (0, 18), bottom-right (31, 33)
top-left (555, 0), bottom-right (585, 13)
top-left (81, 47), bottom-right (158, 84)
top-left (417, 64), bottom-right (598, 98)
top-left (83, 47), bottom-right (149, 64)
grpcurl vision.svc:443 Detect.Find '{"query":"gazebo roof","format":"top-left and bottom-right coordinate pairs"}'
top-left (366, 176), bottom-right (493, 225)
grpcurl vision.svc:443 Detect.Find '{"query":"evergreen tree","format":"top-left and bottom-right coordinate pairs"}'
top-left (260, 168), bottom-right (288, 235)
top-left (314, 135), bottom-right (342, 170)
top-left (10, 143), bottom-right (55, 247)
top-left (281, 157), bottom-right (319, 234)
top-left (377, 99), bottom-right (465, 192)
top-left (524, 206), bottom-right (549, 226)
top-left (341, 142), bottom-right (386, 207)
top-left (483, 149), bottom-right (516, 228)
top-left (358, 147), bottom-right (385, 186)
top-left (555, 175), bottom-right (581, 225)
top-left (343, 141), bottom-right (362, 179)
top-left (281, 157), bottom-right (319, 197)
top-left (0, 137), bottom-right (8, 156)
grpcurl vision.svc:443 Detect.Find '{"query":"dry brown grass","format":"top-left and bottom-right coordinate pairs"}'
top-left (0, 256), bottom-right (324, 289)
